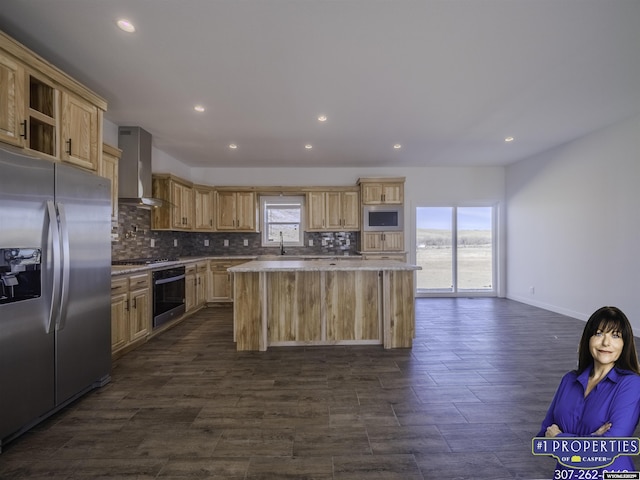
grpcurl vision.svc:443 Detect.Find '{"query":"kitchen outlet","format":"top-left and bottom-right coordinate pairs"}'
top-left (529, 286), bottom-right (535, 294)
top-left (204, 239), bottom-right (209, 247)
top-left (308, 239), bottom-right (314, 247)
top-left (150, 239), bottom-right (155, 248)
top-left (173, 239), bottom-right (178, 247)
top-left (224, 239), bottom-right (229, 247)
top-left (322, 238), bottom-right (327, 246)
top-left (345, 238), bottom-right (350, 246)
top-left (243, 239), bottom-right (249, 246)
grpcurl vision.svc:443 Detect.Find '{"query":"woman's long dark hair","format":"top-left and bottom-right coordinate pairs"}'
top-left (576, 306), bottom-right (640, 375)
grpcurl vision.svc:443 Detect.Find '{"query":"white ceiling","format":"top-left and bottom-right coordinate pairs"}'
top-left (1, 0), bottom-right (639, 169)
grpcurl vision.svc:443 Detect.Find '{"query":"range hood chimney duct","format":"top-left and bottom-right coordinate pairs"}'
top-left (117, 126), bottom-right (163, 208)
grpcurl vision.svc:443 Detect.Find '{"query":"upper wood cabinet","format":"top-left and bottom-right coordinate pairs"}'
top-left (193, 185), bottom-right (215, 231)
top-left (306, 190), bottom-right (359, 231)
top-left (171, 180), bottom-right (194, 230)
top-left (25, 72), bottom-right (57, 158)
top-left (151, 174), bottom-right (194, 231)
top-left (0, 31), bottom-right (106, 169)
top-left (60, 90), bottom-right (101, 171)
top-left (359, 178), bottom-right (404, 205)
top-left (361, 232), bottom-right (404, 252)
top-left (100, 143), bottom-right (121, 222)
top-left (0, 52), bottom-right (25, 147)
top-left (216, 191), bottom-right (257, 231)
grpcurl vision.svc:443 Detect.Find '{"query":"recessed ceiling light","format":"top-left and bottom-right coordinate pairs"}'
top-left (194, 105), bottom-right (205, 112)
top-left (229, 144), bottom-right (238, 149)
top-left (504, 136), bottom-right (515, 142)
top-left (305, 144), bottom-right (313, 150)
top-left (317, 115), bottom-right (327, 122)
top-left (116, 19), bottom-right (136, 33)
top-left (393, 144), bottom-right (402, 150)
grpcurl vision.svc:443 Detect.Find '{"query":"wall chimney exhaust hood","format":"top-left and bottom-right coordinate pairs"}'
top-left (117, 126), bottom-right (163, 208)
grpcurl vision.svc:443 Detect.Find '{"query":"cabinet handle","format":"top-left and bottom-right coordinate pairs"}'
top-left (209, 219), bottom-right (213, 226)
top-left (66, 138), bottom-right (72, 156)
top-left (125, 299), bottom-right (129, 312)
top-left (132, 298), bottom-right (137, 309)
top-left (20, 120), bottom-right (27, 139)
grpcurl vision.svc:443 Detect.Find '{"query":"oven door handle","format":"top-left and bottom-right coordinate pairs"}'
top-left (154, 274), bottom-right (185, 285)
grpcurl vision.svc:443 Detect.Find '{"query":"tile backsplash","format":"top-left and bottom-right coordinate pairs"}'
top-left (112, 205), bottom-right (360, 260)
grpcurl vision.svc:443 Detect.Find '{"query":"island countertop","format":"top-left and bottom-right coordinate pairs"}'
top-left (228, 259), bottom-right (420, 273)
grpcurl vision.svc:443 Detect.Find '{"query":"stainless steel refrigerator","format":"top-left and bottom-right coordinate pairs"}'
top-left (0, 147), bottom-right (111, 452)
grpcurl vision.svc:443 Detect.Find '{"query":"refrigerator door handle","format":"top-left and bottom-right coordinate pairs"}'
top-left (46, 200), bottom-right (62, 334)
top-left (55, 202), bottom-right (71, 331)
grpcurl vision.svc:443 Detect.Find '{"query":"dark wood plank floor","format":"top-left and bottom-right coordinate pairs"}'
top-left (1, 298), bottom-right (638, 479)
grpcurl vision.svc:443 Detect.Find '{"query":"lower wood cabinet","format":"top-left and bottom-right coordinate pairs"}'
top-left (186, 261), bottom-right (209, 312)
top-left (110, 273), bottom-right (150, 357)
top-left (208, 259), bottom-right (248, 302)
top-left (196, 262), bottom-right (208, 308)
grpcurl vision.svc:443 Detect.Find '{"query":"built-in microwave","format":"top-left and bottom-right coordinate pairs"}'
top-left (363, 205), bottom-right (404, 231)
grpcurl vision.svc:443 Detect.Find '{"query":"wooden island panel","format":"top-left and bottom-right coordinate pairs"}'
top-left (268, 271), bottom-right (322, 344)
top-left (233, 272), bottom-right (263, 351)
top-left (383, 270), bottom-right (415, 348)
top-left (230, 259), bottom-right (419, 351)
top-left (325, 270), bottom-right (380, 342)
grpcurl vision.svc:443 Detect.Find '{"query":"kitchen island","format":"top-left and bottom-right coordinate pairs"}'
top-left (228, 259), bottom-right (420, 351)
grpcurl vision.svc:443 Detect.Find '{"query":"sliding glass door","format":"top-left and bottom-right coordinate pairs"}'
top-left (416, 206), bottom-right (495, 296)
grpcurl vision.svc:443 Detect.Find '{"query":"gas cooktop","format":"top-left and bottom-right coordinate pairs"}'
top-left (112, 257), bottom-right (178, 266)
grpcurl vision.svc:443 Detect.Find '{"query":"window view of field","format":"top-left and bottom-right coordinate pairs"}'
top-left (416, 207), bottom-right (493, 292)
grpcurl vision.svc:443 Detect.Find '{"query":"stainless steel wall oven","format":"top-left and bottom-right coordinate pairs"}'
top-left (152, 266), bottom-right (185, 328)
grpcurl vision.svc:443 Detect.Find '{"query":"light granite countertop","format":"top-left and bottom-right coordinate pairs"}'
top-left (228, 259), bottom-right (420, 272)
top-left (110, 255), bottom-right (370, 276)
top-left (111, 255), bottom-right (256, 276)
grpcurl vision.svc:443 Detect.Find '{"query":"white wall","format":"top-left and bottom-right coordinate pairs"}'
top-left (506, 114), bottom-right (640, 329)
top-left (103, 118), bottom-right (118, 147)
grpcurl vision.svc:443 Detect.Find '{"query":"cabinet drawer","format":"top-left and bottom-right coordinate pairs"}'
top-left (186, 264), bottom-right (197, 275)
top-left (196, 262), bottom-right (208, 273)
top-left (128, 273), bottom-right (150, 290)
top-left (111, 278), bottom-right (128, 296)
top-left (209, 261), bottom-right (232, 272)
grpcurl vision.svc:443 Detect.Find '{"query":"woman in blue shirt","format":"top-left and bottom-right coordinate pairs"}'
top-left (538, 306), bottom-right (640, 477)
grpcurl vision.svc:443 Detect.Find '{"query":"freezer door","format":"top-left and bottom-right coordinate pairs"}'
top-left (54, 163), bottom-right (111, 404)
top-left (0, 152), bottom-right (56, 442)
